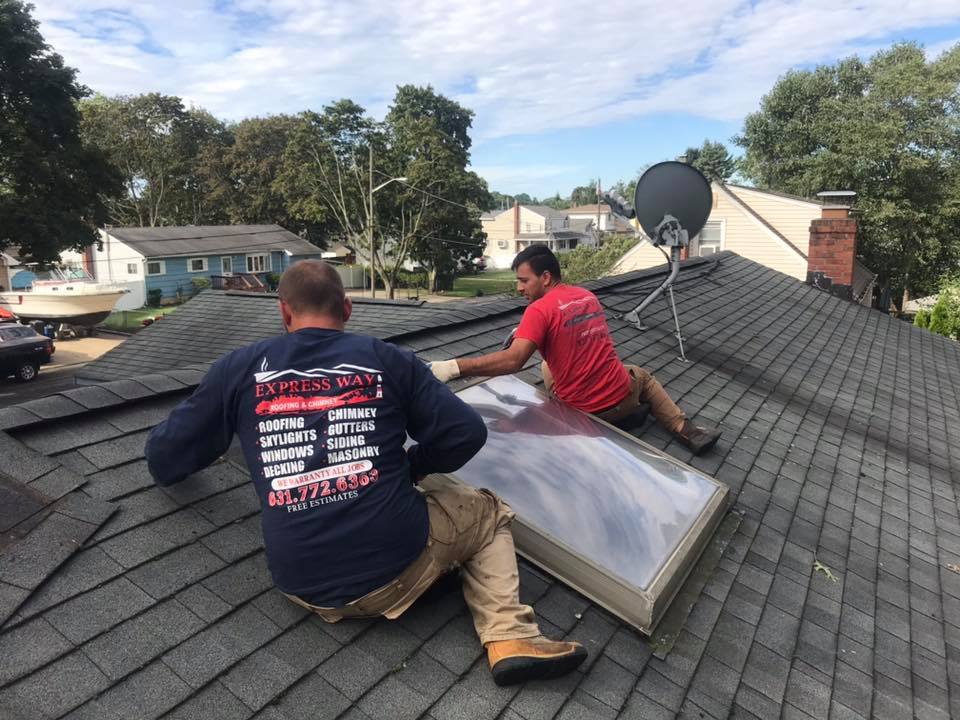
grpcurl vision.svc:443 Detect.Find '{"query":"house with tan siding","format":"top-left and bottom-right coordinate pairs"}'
top-left (481, 203), bottom-right (596, 269)
top-left (613, 183), bottom-right (876, 305)
top-left (613, 183), bottom-right (824, 280)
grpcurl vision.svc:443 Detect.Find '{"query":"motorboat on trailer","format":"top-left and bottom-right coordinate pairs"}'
top-left (0, 267), bottom-right (127, 329)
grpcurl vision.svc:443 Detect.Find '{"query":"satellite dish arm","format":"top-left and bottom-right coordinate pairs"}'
top-left (624, 246), bottom-right (683, 324)
top-left (601, 191), bottom-right (636, 219)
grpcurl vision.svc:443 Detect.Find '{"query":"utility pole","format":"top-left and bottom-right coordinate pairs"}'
top-left (369, 145), bottom-right (375, 299)
top-left (596, 178), bottom-right (602, 246)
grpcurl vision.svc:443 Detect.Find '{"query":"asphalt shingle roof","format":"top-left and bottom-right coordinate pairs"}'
top-left (2, 251), bottom-right (960, 720)
top-left (105, 225), bottom-right (322, 259)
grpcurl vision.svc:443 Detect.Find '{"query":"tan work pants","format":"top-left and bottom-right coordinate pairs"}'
top-left (542, 361), bottom-right (685, 430)
top-left (284, 484), bottom-right (540, 645)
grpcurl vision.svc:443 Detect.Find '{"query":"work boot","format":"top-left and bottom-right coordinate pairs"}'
top-left (673, 419), bottom-right (721, 455)
top-left (486, 636), bottom-right (587, 686)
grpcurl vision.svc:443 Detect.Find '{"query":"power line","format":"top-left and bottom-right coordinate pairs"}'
top-left (373, 170), bottom-right (480, 214)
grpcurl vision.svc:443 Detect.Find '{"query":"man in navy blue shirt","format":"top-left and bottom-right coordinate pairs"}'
top-left (146, 260), bottom-right (586, 686)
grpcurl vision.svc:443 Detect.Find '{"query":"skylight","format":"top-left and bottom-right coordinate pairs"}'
top-left (427, 375), bottom-right (729, 634)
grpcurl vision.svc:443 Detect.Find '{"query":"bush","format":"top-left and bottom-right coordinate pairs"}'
top-left (914, 278), bottom-right (960, 340)
top-left (265, 272), bottom-right (281, 291)
top-left (147, 289), bottom-right (162, 307)
top-left (559, 236), bottom-right (638, 285)
top-left (191, 277), bottom-right (211, 295)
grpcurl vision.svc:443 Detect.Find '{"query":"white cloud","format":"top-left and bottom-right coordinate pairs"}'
top-left (470, 163), bottom-right (582, 193)
top-left (30, 0), bottom-right (960, 139)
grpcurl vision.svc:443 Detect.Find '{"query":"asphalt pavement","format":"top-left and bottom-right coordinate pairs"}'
top-left (0, 333), bottom-right (126, 408)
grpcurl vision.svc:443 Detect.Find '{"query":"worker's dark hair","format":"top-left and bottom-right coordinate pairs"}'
top-left (511, 244), bottom-right (561, 280)
top-left (277, 260), bottom-right (346, 317)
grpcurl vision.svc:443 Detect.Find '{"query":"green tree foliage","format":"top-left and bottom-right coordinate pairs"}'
top-left (914, 277), bottom-right (960, 340)
top-left (736, 43), bottom-right (960, 300)
top-left (0, 0), bottom-right (121, 264)
top-left (569, 180), bottom-right (599, 207)
top-left (280, 87), bottom-right (489, 297)
top-left (80, 93), bottom-right (230, 227)
top-left (195, 114), bottom-right (319, 238)
top-left (683, 140), bottom-right (738, 182)
top-left (559, 235), bottom-right (638, 285)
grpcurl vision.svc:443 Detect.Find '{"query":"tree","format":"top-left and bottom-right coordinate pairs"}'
top-left (0, 0), bottom-right (121, 264)
top-left (195, 114), bottom-right (321, 240)
top-left (280, 87), bottom-right (490, 297)
top-left (735, 43), bottom-right (960, 301)
top-left (683, 140), bottom-right (737, 182)
top-left (569, 180), bottom-right (599, 207)
top-left (384, 86), bottom-right (490, 293)
top-left (80, 93), bottom-right (230, 227)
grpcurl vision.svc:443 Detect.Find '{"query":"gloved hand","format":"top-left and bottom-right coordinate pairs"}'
top-left (429, 359), bottom-right (461, 383)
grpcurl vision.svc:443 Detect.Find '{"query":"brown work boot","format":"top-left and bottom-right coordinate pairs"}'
top-left (673, 419), bottom-right (721, 455)
top-left (486, 636), bottom-right (587, 686)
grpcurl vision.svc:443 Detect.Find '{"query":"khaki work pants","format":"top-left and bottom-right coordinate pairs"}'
top-left (284, 484), bottom-right (541, 645)
top-left (542, 361), bottom-right (686, 430)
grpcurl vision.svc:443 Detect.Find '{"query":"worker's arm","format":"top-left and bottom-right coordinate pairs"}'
top-left (145, 354), bottom-right (237, 486)
top-left (378, 342), bottom-right (487, 479)
top-left (432, 338), bottom-right (537, 381)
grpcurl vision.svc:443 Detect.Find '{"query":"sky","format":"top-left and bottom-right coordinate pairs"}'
top-left (32, 0), bottom-right (960, 199)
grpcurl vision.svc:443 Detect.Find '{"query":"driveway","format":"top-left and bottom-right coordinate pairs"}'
top-left (0, 333), bottom-right (125, 408)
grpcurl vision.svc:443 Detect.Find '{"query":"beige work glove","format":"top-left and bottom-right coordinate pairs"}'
top-left (429, 359), bottom-right (461, 383)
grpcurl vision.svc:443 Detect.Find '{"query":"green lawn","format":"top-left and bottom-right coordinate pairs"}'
top-left (100, 306), bottom-right (179, 332)
top-left (446, 270), bottom-right (516, 298)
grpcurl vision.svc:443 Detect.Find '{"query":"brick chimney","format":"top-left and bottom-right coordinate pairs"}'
top-left (807, 191), bottom-right (857, 300)
top-left (513, 200), bottom-right (520, 238)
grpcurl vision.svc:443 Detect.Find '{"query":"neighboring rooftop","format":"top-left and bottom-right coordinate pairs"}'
top-left (76, 291), bottom-right (524, 383)
top-left (2, 251), bottom-right (960, 719)
top-left (104, 225), bottom-right (322, 259)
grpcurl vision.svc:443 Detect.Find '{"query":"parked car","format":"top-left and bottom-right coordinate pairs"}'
top-left (0, 323), bottom-right (54, 381)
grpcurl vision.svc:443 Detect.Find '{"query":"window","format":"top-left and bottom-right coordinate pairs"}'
top-left (497, 240), bottom-right (509, 250)
top-left (692, 221), bottom-right (722, 256)
top-left (221, 256), bottom-right (233, 274)
top-left (146, 260), bottom-right (166, 276)
top-left (127, 263), bottom-right (138, 275)
top-left (0, 326), bottom-right (35, 341)
top-left (187, 257), bottom-right (208, 273)
top-left (432, 375), bottom-right (728, 634)
top-left (246, 254), bottom-right (269, 272)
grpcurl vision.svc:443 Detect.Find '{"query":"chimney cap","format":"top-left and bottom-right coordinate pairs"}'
top-left (816, 190), bottom-right (856, 205)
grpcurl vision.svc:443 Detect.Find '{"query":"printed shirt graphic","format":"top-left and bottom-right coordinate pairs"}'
top-left (146, 328), bottom-right (487, 606)
top-left (515, 284), bottom-right (630, 413)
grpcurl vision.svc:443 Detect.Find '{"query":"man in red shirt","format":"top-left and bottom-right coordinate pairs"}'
top-left (431, 245), bottom-right (721, 455)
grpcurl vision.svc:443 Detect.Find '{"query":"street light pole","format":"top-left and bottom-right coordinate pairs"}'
top-left (369, 146), bottom-right (375, 299)
top-left (366, 146), bottom-right (407, 299)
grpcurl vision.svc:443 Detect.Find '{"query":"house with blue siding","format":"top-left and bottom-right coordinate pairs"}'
top-left (76, 225), bottom-right (324, 310)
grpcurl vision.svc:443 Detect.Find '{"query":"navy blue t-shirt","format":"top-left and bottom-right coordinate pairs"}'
top-left (145, 328), bottom-right (486, 605)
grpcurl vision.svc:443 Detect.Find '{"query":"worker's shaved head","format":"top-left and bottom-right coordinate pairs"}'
top-left (278, 260), bottom-right (346, 318)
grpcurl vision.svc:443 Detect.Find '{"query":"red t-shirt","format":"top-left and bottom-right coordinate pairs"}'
top-left (515, 284), bottom-right (630, 413)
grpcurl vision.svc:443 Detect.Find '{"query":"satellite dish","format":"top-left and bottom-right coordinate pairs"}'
top-left (634, 161), bottom-right (712, 243)
top-left (623, 161), bottom-right (713, 362)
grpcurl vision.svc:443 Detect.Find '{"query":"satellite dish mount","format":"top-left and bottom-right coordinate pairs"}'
top-left (620, 162), bottom-right (713, 362)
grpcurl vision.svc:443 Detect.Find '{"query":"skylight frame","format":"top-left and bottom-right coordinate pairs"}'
top-left (422, 375), bottom-right (729, 634)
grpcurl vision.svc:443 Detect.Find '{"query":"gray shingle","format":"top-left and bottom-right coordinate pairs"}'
top-left (94, 660), bottom-right (194, 719)
top-left (0, 651), bottom-right (111, 718)
top-left (0, 510), bottom-right (99, 590)
top-left (83, 599), bottom-right (206, 680)
top-left (45, 576), bottom-right (155, 644)
top-left (0, 616), bottom-right (73, 686)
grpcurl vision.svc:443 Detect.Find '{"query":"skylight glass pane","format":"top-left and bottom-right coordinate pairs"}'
top-left (443, 375), bottom-right (729, 631)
